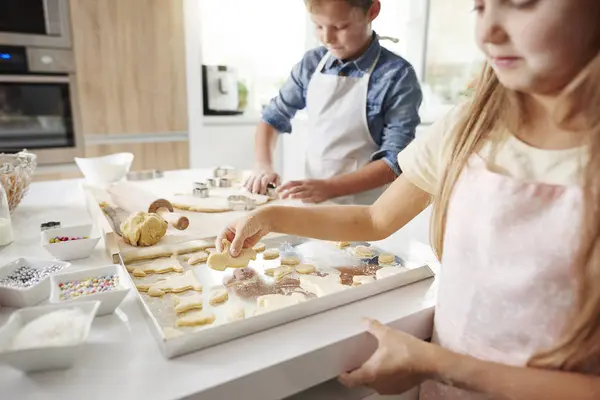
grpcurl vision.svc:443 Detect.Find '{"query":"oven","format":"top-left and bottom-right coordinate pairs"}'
top-left (0, 45), bottom-right (83, 165)
top-left (0, 0), bottom-right (72, 48)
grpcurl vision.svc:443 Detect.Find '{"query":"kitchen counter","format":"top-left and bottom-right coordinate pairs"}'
top-left (0, 174), bottom-right (437, 400)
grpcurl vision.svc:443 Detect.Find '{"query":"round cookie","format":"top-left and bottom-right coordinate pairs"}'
top-left (262, 248), bottom-right (280, 260)
top-left (353, 245), bottom-right (374, 258)
top-left (295, 264), bottom-right (316, 274)
top-left (378, 253), bottom-right (395, 265)
top-left (281, 255), bottom-right (300, 266)
top-left (253, 242), bottom-right (266, 253)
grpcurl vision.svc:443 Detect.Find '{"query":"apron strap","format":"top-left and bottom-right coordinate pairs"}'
top-left (316, 48), bottom-right (381, 76)
top-left (316, 52), bottom-right (331, 74)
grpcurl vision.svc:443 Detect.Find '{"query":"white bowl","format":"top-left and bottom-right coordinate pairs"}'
top-left (49, 264), bottom-right (131, 316)
top-left (74, 152), bottom-right (134, 185)
top-left (0, 258), bottom-right (71, 308)
top-left (41, 224), bottom-right (101, 261)
top-left (0, 300), bottom-right (100, 373)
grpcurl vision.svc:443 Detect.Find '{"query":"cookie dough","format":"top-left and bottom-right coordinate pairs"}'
top-left (176, 311), bottom-right (216, 327)
top-left (186, 251), bottom-right (209, 265)
top-left (123, 247), bottom-right (173, 264)
top-left (299, 275), bottom-right (348, 297)
top-left (255, 293), bottom-right (307, 315)
top-left (353, 245), bottom-right (374, 258)
top-left (120, 211), bottom-right (168, 247)
top-left (353, 275), bottom-right (376, 286)
top-left (280, 255), bottom-right (300, 266)
top-left (378, 254), bottom-right (395, 264)
top-left (335, 241), bottom-right (350, 248)
top-left (253, 242), bottom-right (266, 253)
top-left (209, 287), bottom-right (229, 305)
top-left (376, 267), bottom-right (407, 280)
top-left (295, 264), bottom-right (316, 274)
top-left (262, 248), bottom-right (280, 260)
top-left (128, 258), bottom-right (184, 277)
top-left (138, 270), bottom-right (203, 297)
top-left (207, 240), bottom-right (257, 271)
top-left (173, 293), bottom-right (203, 314)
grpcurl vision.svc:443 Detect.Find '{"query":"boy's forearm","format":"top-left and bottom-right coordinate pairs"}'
top-left (255, 121), bottom-right (279, 170)
top-left (328, 160), bottom-right (397, 198)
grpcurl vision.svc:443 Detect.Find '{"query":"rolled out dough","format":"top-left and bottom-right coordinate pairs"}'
top-left (299, 275), bottom-right (348, 297)
top-left (255, 293), bottom-right (307, 315)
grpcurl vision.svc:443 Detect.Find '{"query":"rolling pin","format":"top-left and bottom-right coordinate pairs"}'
top-left (107, 182), bottom-right (189, 230)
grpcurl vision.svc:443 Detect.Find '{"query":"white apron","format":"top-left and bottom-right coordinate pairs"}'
top-left (419, 155), bottom-right (582, 399)
top-left (304, 49), bottom-right (385, 205)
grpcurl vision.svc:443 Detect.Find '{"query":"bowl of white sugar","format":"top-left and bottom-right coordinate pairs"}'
top-left (0, 301), bottom-right (100, 372)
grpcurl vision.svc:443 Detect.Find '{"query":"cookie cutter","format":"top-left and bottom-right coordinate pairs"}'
top-left (40, 221), bottom-right (61, 231)
top-left (266, 182), bottom-right (277, 198)
top-left (213, 166), bottom-right (235, 178)
top-left (193, 182), bottom-right (209, 198)
top-left (214, 177), bottom-right (232, 188)
top-left (227, 195), bottom-right (256, 211)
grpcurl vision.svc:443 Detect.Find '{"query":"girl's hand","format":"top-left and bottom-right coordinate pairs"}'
top-left (216, 211), bottom-right (272, 256)
top-left (339, 319), bottom-right (438, 395)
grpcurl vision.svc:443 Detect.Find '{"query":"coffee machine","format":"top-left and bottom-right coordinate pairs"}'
top-left (202, 65), bottom-right (243, 116)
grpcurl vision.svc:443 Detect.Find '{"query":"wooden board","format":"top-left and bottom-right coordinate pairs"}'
top-left (81, 170), bottom-right (306, 262)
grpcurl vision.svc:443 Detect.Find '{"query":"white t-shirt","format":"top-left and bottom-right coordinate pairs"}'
top-left (398, 109), bottom-right (587, 194)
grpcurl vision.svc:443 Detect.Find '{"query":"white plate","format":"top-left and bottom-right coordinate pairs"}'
top-left (0, 258), bottom-right (71, 308)
top-left (41, 224), bottom-right (100, 261)
top-left (50, 264), bottom-right (131, 316)
top-left (0, 301), bottom-right (100, 372)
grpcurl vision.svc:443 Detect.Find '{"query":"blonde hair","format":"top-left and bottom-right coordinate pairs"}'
top-left (305, 0), bottom-right (374, 13)
top-left (431, 52), bottom-right (600, 372)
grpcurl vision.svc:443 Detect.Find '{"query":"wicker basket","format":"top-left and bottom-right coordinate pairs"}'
top-left (0, 150), bottom-right (37, 214)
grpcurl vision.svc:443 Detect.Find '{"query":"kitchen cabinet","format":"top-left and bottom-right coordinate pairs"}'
top-left (69, 0), bottom-right (189, 166)
top-left (86, 141), bottom-right (189, 172)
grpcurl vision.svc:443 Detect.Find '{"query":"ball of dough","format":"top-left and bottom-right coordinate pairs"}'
top-left (120, 211), bottom-right (168, 247)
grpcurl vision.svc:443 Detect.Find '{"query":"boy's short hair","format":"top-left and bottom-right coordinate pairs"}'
top-left (305, 0), bottom-right (374, 13)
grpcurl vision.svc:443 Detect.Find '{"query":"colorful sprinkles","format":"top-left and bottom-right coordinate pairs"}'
top-left (58, 274), bottom-right (120, 300)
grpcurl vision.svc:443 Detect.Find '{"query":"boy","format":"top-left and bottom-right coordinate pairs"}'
top-left (244, 0), bottom-right (422, 205)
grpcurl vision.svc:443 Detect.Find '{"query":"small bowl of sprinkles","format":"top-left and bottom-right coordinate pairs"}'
top-left (49, 264), bottom-right (131, 316)
top-left (0, 258), bottom-right (71, 308)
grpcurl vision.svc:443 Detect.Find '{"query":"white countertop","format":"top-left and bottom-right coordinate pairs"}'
top-left (0, 175), bottom-right (438, 400)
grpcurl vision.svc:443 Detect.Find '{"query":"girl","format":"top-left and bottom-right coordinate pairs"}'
top-left (218, 0), bottom-right (600, 398)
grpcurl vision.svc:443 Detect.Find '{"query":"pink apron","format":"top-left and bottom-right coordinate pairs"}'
top-left (420, 155), bottom-right (582, 399)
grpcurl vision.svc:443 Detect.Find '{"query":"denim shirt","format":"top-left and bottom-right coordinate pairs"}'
top-left (262, 33), bottom-right (423, 175)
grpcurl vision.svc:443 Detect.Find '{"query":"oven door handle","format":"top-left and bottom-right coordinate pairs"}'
top-left (0, 75), bottom-right (70, 84)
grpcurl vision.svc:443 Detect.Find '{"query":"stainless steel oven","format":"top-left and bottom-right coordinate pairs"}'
top-left (0, 45), bottom-right (83, 165)
top-left (0, 0), bottom-right (72, 48)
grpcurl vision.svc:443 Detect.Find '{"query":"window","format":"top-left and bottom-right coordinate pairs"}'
top-left (199, 0), bottom-right (308, 115)
top-left (423, 0), bottom-right (485, 113)
top-left (198, 0), bottom-right (484, 122)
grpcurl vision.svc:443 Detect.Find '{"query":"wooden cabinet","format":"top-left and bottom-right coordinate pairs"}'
top-left (86, 141), bottom-right (189, 171)
top-left (69, 0), bottom-right (189, 169)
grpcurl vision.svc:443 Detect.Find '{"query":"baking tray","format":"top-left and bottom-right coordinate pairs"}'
top-left (123, 235), bottom-right (435, 359)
